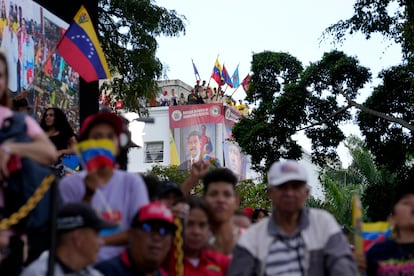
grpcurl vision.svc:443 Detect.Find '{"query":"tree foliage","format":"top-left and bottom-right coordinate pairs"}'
top-left (235, 180), bottom-right (271, 210)
top-left (147, 165), bottom-right (270, 209)
top-left (324, 0), bottom-right (414, 171)
top-left (233, 50), bottom-right (371, 173)
top-left (358, 64), bottom-right (414, 171)
top-left (324, 0), bottom-right (413, 64)
top-left (98, 0), bottom-right (186, 111)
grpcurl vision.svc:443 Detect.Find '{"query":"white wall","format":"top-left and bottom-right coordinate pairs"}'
top-left (127, 106), bottom-right (170, 173)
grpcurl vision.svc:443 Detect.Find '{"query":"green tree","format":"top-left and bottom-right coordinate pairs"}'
top-left (147, 165), bottom-right (271, 209)
top-left (235, 180), bottom-right (271, 210)
top-left (98, 0), bottom-right (186, 110)
top-left (147, 164), bottom-right (189, 186)
top-left (233, 50), bottom-right (371, 172)
top-left (324, 0), bottom-right (414, 64)
top-left (324, 0), bottom-right (414, 171)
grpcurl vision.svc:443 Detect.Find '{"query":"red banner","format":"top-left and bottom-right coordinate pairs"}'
top-left (169, 103), bottom-right (224, 128)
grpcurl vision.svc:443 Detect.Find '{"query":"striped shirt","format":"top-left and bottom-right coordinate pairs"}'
top-left (265, 234), bottom-right (305, 276)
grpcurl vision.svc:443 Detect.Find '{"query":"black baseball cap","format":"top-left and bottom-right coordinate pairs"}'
top-left (57, 202), bottom-right (117, 232)
top-left (159, 181), bottom-right (183, 198)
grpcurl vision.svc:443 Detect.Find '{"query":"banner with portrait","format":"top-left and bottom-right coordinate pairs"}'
top-left (169, 103), bottom-right (224, 170)
top-left (1, 0), bottom-right (79, 129)
top-left (223, 105), bottom-right (247, 181)
top-left (223, 141), bottom-right (247, 182)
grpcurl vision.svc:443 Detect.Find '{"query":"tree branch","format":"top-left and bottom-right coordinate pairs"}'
top-left (347, 99), bottom-right (414, 132)
top-left (333, 86), bottom-right (414, 132)
top-left (296, 105), bottom-right (352, 131)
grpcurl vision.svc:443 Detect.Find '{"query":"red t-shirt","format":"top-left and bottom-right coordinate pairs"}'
top-left (165, 248), bottom-right (230, 276)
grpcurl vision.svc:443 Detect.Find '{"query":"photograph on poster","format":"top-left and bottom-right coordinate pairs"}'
top-left (0, 0), bottom-right (79, 129)
top-left (223, 141), bottom-right (246, 181)
top-left (177, 123), bottom-right (216, 171)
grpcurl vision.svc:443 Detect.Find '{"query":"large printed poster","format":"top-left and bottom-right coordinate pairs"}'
top-left (169, 103), bottom-right (224, 170)
top-left (0, 0), bottom-right (79, 129)
top-left (224, 106), bottom-right (247, 181)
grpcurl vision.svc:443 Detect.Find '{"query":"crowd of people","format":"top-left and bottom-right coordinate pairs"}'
top-left (155, 80), bottom-right (250, 116)
top-left (0, 46), bottom-right (413, 275)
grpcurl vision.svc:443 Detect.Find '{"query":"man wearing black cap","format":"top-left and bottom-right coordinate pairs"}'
top-left (95, 202), bottom-right (176, 275)
top-left (21, 203), bottom-right (117, 276)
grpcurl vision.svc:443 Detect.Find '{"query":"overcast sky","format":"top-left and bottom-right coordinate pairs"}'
top-left (155, 0), bottom-right (402, 166)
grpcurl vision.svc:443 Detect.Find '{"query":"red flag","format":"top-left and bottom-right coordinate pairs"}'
top-left (241, 74), bottom-right (251, 92)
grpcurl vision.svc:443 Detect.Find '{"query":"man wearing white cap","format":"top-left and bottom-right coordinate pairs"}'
top-left (228, 159), bottom-right (356, 276)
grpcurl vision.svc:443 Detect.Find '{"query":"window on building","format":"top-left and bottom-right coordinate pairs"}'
top-left (144, 142), bottom-right (164, 163)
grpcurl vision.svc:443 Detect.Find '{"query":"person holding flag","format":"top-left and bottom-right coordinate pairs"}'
top-left (365, 177), bottom-right (414, 275)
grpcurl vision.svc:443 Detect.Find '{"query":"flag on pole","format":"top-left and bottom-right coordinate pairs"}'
top-left (56, 5), bottom-right (111, 82)
top-left (192, 59), bottom-right (201, 80)
top-left (211, 58), bottom-right (223, 86)
top-left (169, 130), bottom-right (180, 166)
top-left (352, 194), bottom-right (363, 254)
top-left (222, 64), bottom-right (233, 88)
top-left (232, 66), bottom-right (240, 88)
top-left (241, 74), bottom-right (251, 93)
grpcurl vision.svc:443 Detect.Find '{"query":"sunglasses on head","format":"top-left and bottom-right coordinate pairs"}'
top-left (139, 222), bottom-right (174, 236)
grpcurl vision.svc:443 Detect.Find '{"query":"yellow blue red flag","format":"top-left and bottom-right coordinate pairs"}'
top-left (76, 139), bottom-right (116, 172)
top-left (211, 58), bottom-right (223, 86)
top-left (57, 5), bottom-right (111, 82)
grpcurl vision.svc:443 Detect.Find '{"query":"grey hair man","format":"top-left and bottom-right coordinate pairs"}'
top-left (228, 160), bottom-right (357, 276)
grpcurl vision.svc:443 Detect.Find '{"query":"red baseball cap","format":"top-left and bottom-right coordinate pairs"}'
top-left (79, 112), bottom-right (124, 141)
top-left (131, 202), bottom-right (176, 229)
top-left (243, 207), bottom-right (254, 219)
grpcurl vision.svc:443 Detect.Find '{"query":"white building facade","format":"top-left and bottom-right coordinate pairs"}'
top-left (127, 80), bottom-right (324, 199)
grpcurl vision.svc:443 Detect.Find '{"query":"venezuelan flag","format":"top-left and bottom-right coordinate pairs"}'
top-left (211, 58), bottom-right (223, 86)
top-left (362, 221), bottom-right (391, 252)
top-left (57, 5), bottom-right (111, 82)
top-left (76, 139), bottom-right (116, 171)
